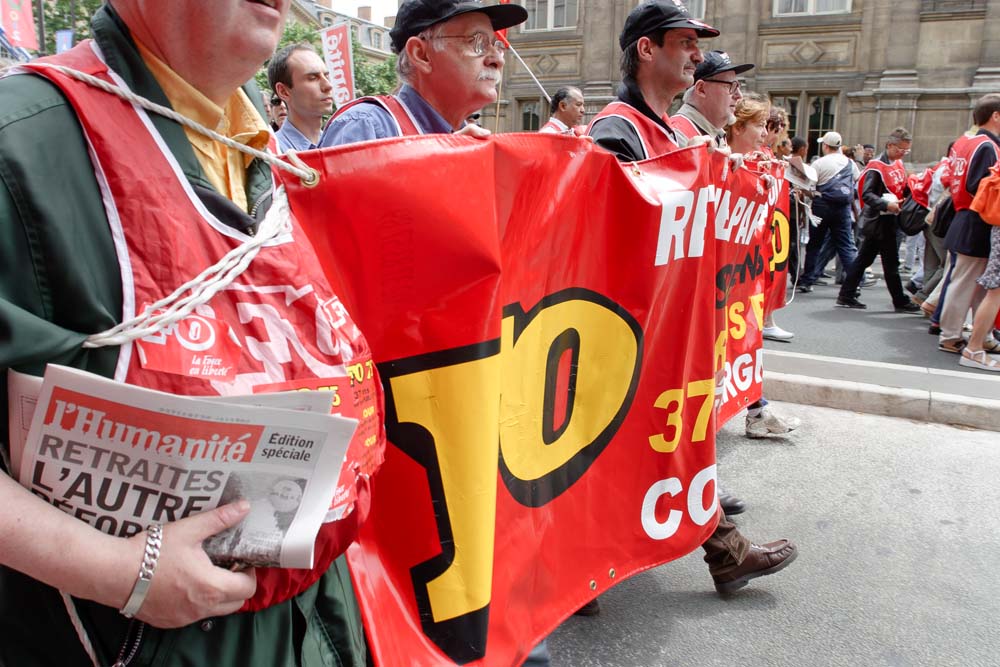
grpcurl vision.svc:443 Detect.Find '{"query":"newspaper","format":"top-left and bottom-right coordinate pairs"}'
top-left (7, 365), bottom-right (357, 569)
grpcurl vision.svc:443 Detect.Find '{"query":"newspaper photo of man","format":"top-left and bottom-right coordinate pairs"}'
top-left (205, 473), bottom-right (307, 567)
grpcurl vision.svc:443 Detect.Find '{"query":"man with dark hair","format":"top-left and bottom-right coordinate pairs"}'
top-left (588, 0), bottom-right (798, 604)
top-left (587, 1), bottom-right (719, 160)
top-left (540, 86), bottom-right (585, 135)
top-left (268, 43), bottom-right (333, 151)
top-left (862, 143), bottom-right (875, 165)
top-left (321, 0), bottom-right (526, 145)
top-left (938, 94), bottom-right (1000, 354)
top-left (670, 49), bottom-right (753, 144)
top-left (836, 127), bottom-right (921, 311)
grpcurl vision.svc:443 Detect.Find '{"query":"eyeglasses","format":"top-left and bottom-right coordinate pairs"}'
top-left (700, 78), bottom-right (741, 95)
top-left (429, 32), bottom-right (506, 57)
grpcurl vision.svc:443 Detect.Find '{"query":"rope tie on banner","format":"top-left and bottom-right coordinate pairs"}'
top-left (83, 187), bottom-right (293, 348)
top-left (29, 63), bottom-right (316, 186)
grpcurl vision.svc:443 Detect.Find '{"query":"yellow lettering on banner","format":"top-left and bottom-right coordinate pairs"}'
top-left (388, 353), bottom-right (500, 624)
top-left (714, 329), bottom-right (728, 373)
top-left (687, 379), bottom-right (714, 443)
top-left (749, 293), bottom-right (765, 331)
top-left (770, 210), bottom-right (790, 272)
top-left (384, 289), bottom-right (642, 662)
top-left (728, 302), bottom-right (747, 340)
top-left (648, 379), bottom-right (715, 453)
top-left (499, 298), bottom-right (639, 482)
top-left (648, 389), bottom-right (683, 453)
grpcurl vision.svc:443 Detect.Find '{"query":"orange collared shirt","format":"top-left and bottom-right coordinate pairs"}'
top-left (137, 41), bottom-right (270, 212)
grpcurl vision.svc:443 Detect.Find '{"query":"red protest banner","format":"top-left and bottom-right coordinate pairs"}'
top-left (1, 0), bottom-right (38, 50)
top-left (281, 135), bottom-right (772, 666)
top-left (321, 23), bottom-right (355, 107)
top-left (715, 164), bottom-right (791, 426)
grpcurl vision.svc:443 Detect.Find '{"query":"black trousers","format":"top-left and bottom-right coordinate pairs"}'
top-left (839, 226), bottom-right (908, 307)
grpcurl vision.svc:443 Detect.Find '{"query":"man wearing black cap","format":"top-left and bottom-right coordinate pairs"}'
top-left (671, 50), bottom-right (753, 144)
top-left (320, 0), bottom-right (526, 146)
top-left (587, 0), bottom-right (719, 161)
top-left (585, 0), bottom-right (798, 600)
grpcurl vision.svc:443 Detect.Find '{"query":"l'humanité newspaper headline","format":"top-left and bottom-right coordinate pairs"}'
top-left (6, 365), bottom-right (357, 569)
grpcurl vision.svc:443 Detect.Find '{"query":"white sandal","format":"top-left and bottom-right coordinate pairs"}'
top-left (959, 348), bottom-right (1000, 372)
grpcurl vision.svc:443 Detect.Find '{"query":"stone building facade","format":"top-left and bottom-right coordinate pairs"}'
top-left (291, 0), bottom-right (394, 64)
top-left (491, 0), bottom-right (1000, 163)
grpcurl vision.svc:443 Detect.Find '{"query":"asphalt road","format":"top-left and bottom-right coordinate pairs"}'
top-left (763, 272), bottom-right (987, 375)
top-left (547, 401), bottom-right (1000, 667)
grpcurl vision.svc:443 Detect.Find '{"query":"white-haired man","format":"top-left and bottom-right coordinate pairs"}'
top-left (321, 0), bottom-right (526, 145)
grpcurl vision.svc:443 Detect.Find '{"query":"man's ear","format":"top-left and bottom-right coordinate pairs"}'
top-left (636, 35), bottom-right (655, 63)
top-left (406, 35), bottom-right (434, 75)
top-left (274, 81), bottom-right (292, 104)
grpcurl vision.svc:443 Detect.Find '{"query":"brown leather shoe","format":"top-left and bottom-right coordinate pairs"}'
top-left (712, 539), bottom-right (798, 594)
top-left (573, 598), bottom-right (601, 616)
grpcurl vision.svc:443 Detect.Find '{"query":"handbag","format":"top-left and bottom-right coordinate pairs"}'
top-left (897, 196), bottom-right (929, 236)
top-left (931, 195), bottom-right (955, 239)
top-left (970, 164), bottom-right (1000, 226)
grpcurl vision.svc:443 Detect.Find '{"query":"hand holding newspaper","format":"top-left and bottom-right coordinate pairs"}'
top-left (6, 365), bottom-right (357, 569)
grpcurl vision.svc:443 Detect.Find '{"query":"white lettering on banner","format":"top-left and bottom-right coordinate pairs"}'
top-left (195, 284), bottom-right (348, 395)
top-left (323, 25), bottom-right (354, 107)
top-left (653, 187), bottom-right (713, 266)
top-left (640, 464), bottom-right (718, 540)
top-left (654, 183), bottom-right (771, 267)
top-left (714, 348), bottom-right (764, 409)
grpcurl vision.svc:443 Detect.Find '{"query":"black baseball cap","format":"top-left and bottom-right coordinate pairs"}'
top-left (390, 0), bottom-right (528, 54)
top-left (694, 50), bottom-right (754, 81)
top-left (619, 0), bottom-right (720, 50)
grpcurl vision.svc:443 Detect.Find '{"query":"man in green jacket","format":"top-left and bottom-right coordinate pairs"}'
top-left (0, 1), bottom-right (366, 665)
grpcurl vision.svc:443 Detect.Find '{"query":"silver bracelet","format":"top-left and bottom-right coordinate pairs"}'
top-left (120, 524), bottom-right (163, 618)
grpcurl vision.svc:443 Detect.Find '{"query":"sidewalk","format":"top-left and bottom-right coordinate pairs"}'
top-left (763, 349), bottom-right (1000, 432)
top-left (548, 401), bottom-right (1000, 667)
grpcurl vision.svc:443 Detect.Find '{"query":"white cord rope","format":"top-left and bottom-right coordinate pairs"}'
top-left (60, 593), bottom-right (101, 667)
top-left (29, 63), bottom-right (317, 185)
top-left (84, 186), bottom-right (293, 348)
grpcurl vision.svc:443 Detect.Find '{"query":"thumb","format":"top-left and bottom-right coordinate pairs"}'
top-left (183, 499), bottom-right (251, 540)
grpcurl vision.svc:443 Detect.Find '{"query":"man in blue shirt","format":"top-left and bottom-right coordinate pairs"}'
top-left (320, 0), bottom-right (526, 146)
top-left (269, 43), bottom-right (333, 152)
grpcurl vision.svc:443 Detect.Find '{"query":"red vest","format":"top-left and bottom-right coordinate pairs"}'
top-left (539, 118), bottom-right (573, 135)
top-left (668, 114), bottom-right (702, 141)
top-left (328, 94), bottom-right (421, 136)
top-left (25, 42), bottom-right (385, 611)
top-left (857, 158), bottom-right (907, 204)
top-left (588, 101), bottom-right (681, 159)
top-left (949, 134), bottom-right (999, 211)
top-left (907, 161), bottom-right (940, 209)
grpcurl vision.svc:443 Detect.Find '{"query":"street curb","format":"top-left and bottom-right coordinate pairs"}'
top-left (764, 371), bottom-right (1000, 432)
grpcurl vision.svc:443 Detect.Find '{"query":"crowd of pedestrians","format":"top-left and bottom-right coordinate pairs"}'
top-left (775, 96), bottom-right (1000, 373)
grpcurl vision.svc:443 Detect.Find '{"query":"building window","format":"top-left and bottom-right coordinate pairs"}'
top-left (521, 100), bottom-right (541, 131)
top-left (774, 0), bottom-right (851, 16)
top-left (523, 0), bottom-right (578, 30)
top-left (771, 94), bottom-right (800, 139)
top-left (921, 0), bottom-right (985, 11)
top-left (371, 31), bottom-right (383, 50)
top-left (806, 94), bottom-right (837, 159)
